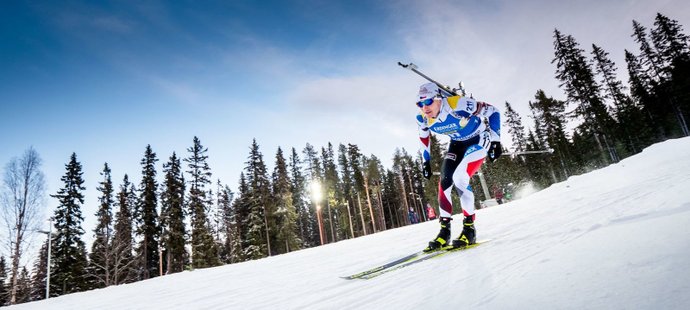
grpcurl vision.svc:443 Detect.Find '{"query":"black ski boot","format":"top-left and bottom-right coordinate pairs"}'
top-left (452, 216), bottom-right (476, 248)
top-left (424, 217), bottom-right (451, 253)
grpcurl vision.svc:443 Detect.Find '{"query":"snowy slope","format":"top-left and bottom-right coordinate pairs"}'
top-left (10, 138), bottom-right (690, 310)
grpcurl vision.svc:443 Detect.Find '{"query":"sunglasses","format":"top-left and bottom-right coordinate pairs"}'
top-left (416, 97), bottom-right (437, 108)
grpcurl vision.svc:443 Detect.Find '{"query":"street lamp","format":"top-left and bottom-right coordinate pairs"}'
top-left (310, 181), bottom-right (325, 245)
top-left (36, 217), bottom-right (52, 300)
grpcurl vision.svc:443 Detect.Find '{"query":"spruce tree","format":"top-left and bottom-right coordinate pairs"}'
top-left (288, 148), bottom-right (311, 248)
top-left (651, 13), bottom-right (690, 136)
top-left (0, 256), bottom-right (8, 306)
top-left (504, 102), bottom-right (528, 152)
top-left (50, 153), bottom-right (89, 296)
top-left (321, 144), bottom-right (341, 241)
top-left (651, 13), bottom-right (690, 70)
top-left (632, 20), bottom-right (665, 80)
top-left (625, 49), bottom-right (666, 139)
top-left (552, 29), bottom-right (618, 164)
top-left (591, 44), bottom-right (652, 154)
top-left (135, 145), bottom-right (160, 279)
top-left (272, 147), bottom-right (300, 253)
top-left (348, 144), bottom-right (370, 234)
top-left (112, 175), bottom-right (136, 284)
top-left (30, 240), bottom-right (48, 301)
top-left (160, 152), bottom-right (187, 273)
top-left (337, 144), bottom-right (356, 238)
top-left (632, 18), bottom-right (688, 137)
top-left (529, 90), bottom-right (573, 179)
top-left (302, 143), bottom-right (322, 244)
top-left (185, 137), bottom-right (220, 268)
top-left (420, 134), bottom-right (445, 219)
top-left (364, 155), bottom-right (386, 229)
top-left (14, 267), bottom-right (30, 304)
top-left (243, 139), bottom-right (271, 258)
top-left (88, 163), bottom-right (115, 288)
top-left (233, 173), bottom-right (250, 261)
top-left (217, 183), bottom-right (239, 263)
top-left (381, 169), bottom-right (402, 228)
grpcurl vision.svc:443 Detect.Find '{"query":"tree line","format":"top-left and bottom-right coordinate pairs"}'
top-left (1, 12), bottom-right (688, 306)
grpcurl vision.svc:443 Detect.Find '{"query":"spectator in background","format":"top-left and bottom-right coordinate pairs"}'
top-left (426, 203), bottom-right (437, 220)
top-left (493, 185), bottom-right (504, 204)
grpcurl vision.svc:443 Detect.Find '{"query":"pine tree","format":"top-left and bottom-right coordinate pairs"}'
top-left (625, 49), bottom-right (665, 139)
top-left (591, 44), bottom-right (652, 155)
top-left (632, 20), bottom-right (665, 80)
top-left (321, 144), bottom-right (341, 241)
top-left (337, 144), bottom-right (356, 238)
top-left (272, 147), bottom-right (300, 253)
top-left (420, 134), bottom-right (445, 219)
top-left (111, 175), bottom-right (136, 284)
top-left (217, 182), bottom-right (239, 263)
top-left (651, 13), bottom-right (690, 70)
top-left (233, 173), bottom-right (250, 262)
top-left (632, 18), bottom-right (689, 137)
top-left (650, 13), bottom-right (690, 136)
top-left (160, 152), bottom-right (187, 274)
top-left (552, 29), bottom-right (618, 164)
top-left (524, 130), bottom-right (554, 187)
top-left (529, 90), bottom-right (573, 179)
top-left (243, 139), bottom-right (271, 258)
top-left (364, 155), bottom-right (387, 230)
top-left (504, 102), bottom-right (528, 152)
top-left (50, 153), bottom-right (89, 296)
top-left (381, 169), bottom-right (402, 228)
top-left (302, 143), bottom-right (322, 244)
top-left (30, 239), bottom-right (49, 301)
top-left (135, 145), bottom-right (160, 279)
top-left (348, 144), bottom-right (370, 234)
top-left (88, 163), bottom-right (115, 289)
top-left (288, 148), bottom-right (311, 248)
top-left (0, 256), bottom-right (8, 306)
top-left (13, 267), bottom-right (30, 304)
top-left (185, 137), bottom-right (220, 268)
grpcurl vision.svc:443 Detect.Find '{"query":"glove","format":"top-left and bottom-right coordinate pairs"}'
top-left (487, 141), bottom-right (502, 162)
top-left (422, 161), bottom-right (432, 180)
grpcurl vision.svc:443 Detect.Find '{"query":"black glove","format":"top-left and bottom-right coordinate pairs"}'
top-left (422, 161), bottom-right (432, 180)
top-left (487, 141), bottom-right (502, 162)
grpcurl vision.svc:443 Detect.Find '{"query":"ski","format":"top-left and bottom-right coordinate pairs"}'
top-left (350, 240), bottom-right (490, 280)
top-left (340, 251), bottom-right (428, 280)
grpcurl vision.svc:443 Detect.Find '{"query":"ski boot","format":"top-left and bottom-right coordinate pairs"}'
top-left (423, 217), bottom-right (451, 253)
top-left (452, 216), bottom-right (476, 248)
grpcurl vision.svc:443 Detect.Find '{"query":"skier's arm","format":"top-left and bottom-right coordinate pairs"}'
top-left (476, 102), bottom-right (501, 142)
top-left (416, 114), bottom-right (431, 162)
top-left (417, 114), bottom-right (433, 179)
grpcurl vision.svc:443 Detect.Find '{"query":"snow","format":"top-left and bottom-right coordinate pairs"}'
top-left (9, 137), bottom-right (690, 310)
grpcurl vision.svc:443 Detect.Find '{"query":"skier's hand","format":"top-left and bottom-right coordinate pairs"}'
top-left (487, 141), bottom-right (502, 162)
top-left (422, 161), bottom-right (432, 180)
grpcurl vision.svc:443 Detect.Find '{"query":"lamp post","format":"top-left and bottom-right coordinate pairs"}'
top-left (37, 217), bottom-right (52, 300)
top-left (311, 181), bottom-right (325, 245)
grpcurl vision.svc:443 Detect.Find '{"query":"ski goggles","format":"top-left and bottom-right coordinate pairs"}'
top-left (416, 97), bottom-right (436, 108)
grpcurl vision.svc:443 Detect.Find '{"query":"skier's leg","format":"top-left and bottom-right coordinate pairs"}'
top-left (451, 144), bottom-right (487, 246)
top-left (424, 141), bottom-right (462, 252)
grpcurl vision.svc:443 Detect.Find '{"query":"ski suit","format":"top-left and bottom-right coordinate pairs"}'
top-left (417, 95), bottom-right (500, 220)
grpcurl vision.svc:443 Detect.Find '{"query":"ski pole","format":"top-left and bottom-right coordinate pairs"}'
top-left (502, 149), bottom-right (555, 156)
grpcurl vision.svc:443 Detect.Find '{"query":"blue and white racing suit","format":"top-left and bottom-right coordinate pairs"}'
top-left (417, 95), bottom-right (501, 219)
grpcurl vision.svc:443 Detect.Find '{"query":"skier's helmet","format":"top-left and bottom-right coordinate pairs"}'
top-left (417, 82), bottom-right (440, 101)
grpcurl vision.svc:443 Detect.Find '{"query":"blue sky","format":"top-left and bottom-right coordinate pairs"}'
top-left (1, 0), bottom-right (689, 251)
